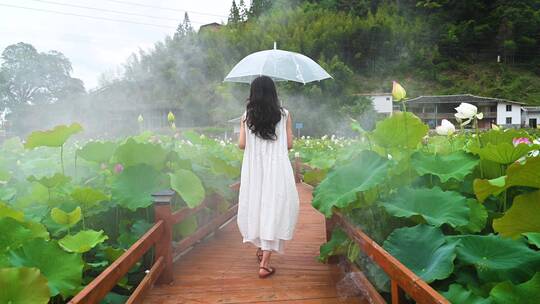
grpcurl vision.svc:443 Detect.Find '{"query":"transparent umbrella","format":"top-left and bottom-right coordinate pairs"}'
top-left (224, 42), bottom-right (332, 84)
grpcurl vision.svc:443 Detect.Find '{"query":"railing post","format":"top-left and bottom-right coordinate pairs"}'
top-left (152, 189), bottom-right (175, 285)
top-left (391, 279), bottom-right (404, 304)
top-left (294, 154), bottom-right (301, 183)
top-left (325, 214), bottom-right (339, 264)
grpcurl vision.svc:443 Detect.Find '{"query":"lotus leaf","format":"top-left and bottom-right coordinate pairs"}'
top-left (380, 187), bottom-right (470, 228)
top-left (101, 292), bottom-right (129, 304)
top-left (71, 187), bottom-right (109, 216)
top-left (0, 267), bottom-right (50, 304)
top-left (455, 234), bottom-right (540, 283)
top-left (524, 233), bottom-right (540, 248)
top-left (0, 201), bottom-right (24, 221)
top-left (117, 220), bottom-right (153, 249)
top-left (371, 112), bottom-right (428, 150)
top-left (77, 141), bottom-right (117, 163)
top-left (0, 217), bottom-right (33, 252)
top-left (469, 142), bottom-right (536, 165)
top-left (24, 123), bottom-right (83, 149)
top-left (51, 207), bottom-right (81, 227)
top-left (383, 224), bottom-right (456, 283)
top-left (112, 164), bottom-right (168, 211)
top-left (303, 168), bottom-right (328, 186)
top-left (493, 191), bottom-right (540, 238)
top-left (411, 151), bottom-right (479, 182)
top-left (457, 199), bottom-right (488, 234)
top-left (9, 239), bottom-right (84, 297)
top-left (312, 151), bottom-right (388, 217)
top-left (441, 284), bottom-right (491, 304)
top-left (2, 136), bottom-right (24, 152)
top-left (490, 272), bottom-right (540, 304)
top-left (27, 173), bottom-right (71, 189)
top-left (208, 156), bottom-right (240, 178)
top-left (113, 138), bottom-right (168, 170)
top-left (59, 230), bottom-right (108, 253)
top-left (174, 214), bottom-right (198, 238)
top-left (318, 228), bottom-right (349, 263)
top-left (169, 169), bottom-right (205, 208)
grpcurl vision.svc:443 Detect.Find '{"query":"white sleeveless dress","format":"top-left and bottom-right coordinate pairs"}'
top-left (237, 108), bottom-right (300, 254)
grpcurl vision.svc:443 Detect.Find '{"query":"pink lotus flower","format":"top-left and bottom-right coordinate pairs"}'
top-left (114, 163), bottom-right (124, 174)
top-left (512, 137), bottom-right (531, 147)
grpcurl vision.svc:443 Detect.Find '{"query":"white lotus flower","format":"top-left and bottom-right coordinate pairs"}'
top-left (294, 152), bottom-right (300, 158)
top-left (435, 119), bottom-right (456, 136)
top-left (454, 103), bottom-right (483, 126)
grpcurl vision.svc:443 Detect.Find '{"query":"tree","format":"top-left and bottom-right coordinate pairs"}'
top-left (0, 42), bottom-right (84, 109)
top-left (238, 0), bottom-right (248, 22)
top-left (249, 0), bottom-right (272, 18)
top-left (174, 12), bottom-right (194, 39)
top-left (228, 0), bottom-right (240, 24)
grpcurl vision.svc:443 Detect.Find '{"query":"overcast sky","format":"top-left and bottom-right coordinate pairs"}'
top-left (0, 0), bottom-right (242, 89)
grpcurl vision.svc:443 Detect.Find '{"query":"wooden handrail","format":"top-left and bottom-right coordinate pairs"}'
top-left (70, 183), bottom-right (240, 304)
top-left (329, 211), bottom-right (450, 304)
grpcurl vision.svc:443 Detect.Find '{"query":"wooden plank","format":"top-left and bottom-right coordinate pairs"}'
top-left (391, 280), bottom-right (403, 304)
top-left (69, 221), bottom-right (164, 304)
top-left (333, 211), bottom-right (450, 304)
top-left (173, 203), bottom-right (239, 256)
top-left (154, 203), bottom-right (174, 284)
top-left (126, 256), bottom-right (165, 304)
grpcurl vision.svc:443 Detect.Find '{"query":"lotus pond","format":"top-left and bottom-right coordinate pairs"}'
top-left (0, 124), bottom-right (242, 303)
top-left (305, 111), bottom-right (540, 303)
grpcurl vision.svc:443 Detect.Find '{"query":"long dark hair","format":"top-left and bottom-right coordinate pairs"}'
top-left (245, 76), bottom-right (283, 140)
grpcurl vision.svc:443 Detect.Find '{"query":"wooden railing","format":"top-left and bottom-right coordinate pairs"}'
top-left (294, 156), bottom-right (449, 304)
top-left (69, 183), bottom-right (239, 304)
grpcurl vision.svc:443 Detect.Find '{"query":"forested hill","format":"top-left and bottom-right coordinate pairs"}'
top-left (94, 0), bottom-right (540, 133)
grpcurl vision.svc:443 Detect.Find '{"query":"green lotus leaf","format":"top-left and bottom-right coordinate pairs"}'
top-left (51, 207), bottom-right (81, 227)
top-left (457, 199), bottom-right (488, 234)
top-left (0, 201), bottom-right (24, 221)
top-left (312, 151), bottom-right (389, 217)
top-left (0, 217), bottom-right (33, 252)
top-left (411, 151), bottom-right (479, 182)
top-left (493, 191), bottom-right (540, 238)
top-left (208, 156), bottom-right (240, 178)
top-left (101, 292), bottom-right (129, 304)
top-left (0, 167), bottom-right (10, 183)
top-left (191, 164), bottom-right (234, 200)
top-left (59, 230), bottom-right (108, 253)
top-left (469, 142), bottom-right (536, 165)
top-left (77, 141), bottom-right (117, 163)
top-left (27, 173), bottom-right (71, 189)
top-left (524, 233), bottom-right (540, 248)
top-left (455, 234), bottom-right (540, 283)
top-left (474, 157), bottom-right (540, 202)
top-left (24, 221), bottom-right (50, 240)
top-left (2, 136), bottom-right (24, 152)
top-left (490, 272), bottom-right (540, 304)
top-left (174, 214), bottom-right (198, 238)
top-left (117, 219), bottom-right (153, 249)
top-left (441, 284), bottom-right (491, 304)
top-left (113, 138), bottom-right (168, 170)
top-left (303, 168), bottom-right (328, 186)
top-left (380, 187), bottom-right (470, 228)
top-left (318, 228), bottom-right (349, 263)
top-left (371, 111), bottom-right (428, 150)
top-left (71, 187), bottom-right (109, 216)
top-left (0, 267), bottom-right (50, 304)
top-left (169, 169), bottom-right (205, 208)
top-left (24, 123), bottom-right (83, 149)
top-left (9, 239), bottom-right (84, 297)
top-left (383, 225), bottom-right (456, 283)
top-left (112, 164), bottom-right (168, 211)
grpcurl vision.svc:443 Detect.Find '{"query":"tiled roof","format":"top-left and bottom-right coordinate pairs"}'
top-left (407, 94), bottom-right (525, 105)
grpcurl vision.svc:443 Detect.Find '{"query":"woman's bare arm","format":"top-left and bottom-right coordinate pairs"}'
top-left (238, 115), bottom-right (246, 150)
top-left (286, 111), bottom-right (294, 150)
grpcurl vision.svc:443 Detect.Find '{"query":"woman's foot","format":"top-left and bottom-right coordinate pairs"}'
top-left (256, 247), bottom-right (263, 262)
top-left (258, 266), bottom-right (275, 278)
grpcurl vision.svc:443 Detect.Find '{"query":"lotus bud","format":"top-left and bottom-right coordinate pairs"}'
top-left (137, 114), bottom-right (144, 123)
top-left (167, 111), bottom-right (175, 123)
top-left (294, 152), bottom-right (300, 158)
top-left (435, 119), bottom-right (456, 136)
top-left (392, 81), bottom-right (406, 102)
top-left (100, 163), bottom-right (107, 170)
top-left (171, 122), bottom-right (176, 131)
top-left (114, 163), bottom-right (124, 174)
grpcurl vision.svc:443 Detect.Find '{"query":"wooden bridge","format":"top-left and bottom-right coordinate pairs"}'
top-left (69, 160), bottom-right (450, 304)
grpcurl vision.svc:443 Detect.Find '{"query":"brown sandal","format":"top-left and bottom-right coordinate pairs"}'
top-left (256, 247), bottom-right (263, 262)
top-left (258, 266), bottom-right (275, 278)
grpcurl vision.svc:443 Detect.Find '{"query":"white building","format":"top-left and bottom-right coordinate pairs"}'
top-left (522, 106), bottom-right (540, 128)
top-left (356, 93), bottom-right (393, 115)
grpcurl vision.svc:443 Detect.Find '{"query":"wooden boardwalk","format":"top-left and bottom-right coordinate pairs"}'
top-left (144, 183), bottom-right (370, 304)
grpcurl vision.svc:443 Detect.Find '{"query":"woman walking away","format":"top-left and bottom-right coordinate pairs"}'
top-left (237, 76), bottom-right (300, 279)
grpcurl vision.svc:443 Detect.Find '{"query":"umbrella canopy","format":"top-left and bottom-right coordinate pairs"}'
top-left (224, 44), bottom-right (332, 84)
